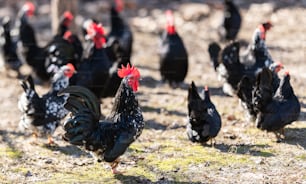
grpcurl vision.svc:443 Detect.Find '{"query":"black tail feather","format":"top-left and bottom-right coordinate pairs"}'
top-left (208, 42), bottom-right (221, 70)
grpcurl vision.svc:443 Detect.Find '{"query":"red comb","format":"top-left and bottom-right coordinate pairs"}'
top-left (86, 22), bottom-right (105, 37)
top-left (24, 2), bottom-right (35, 16)
top-left (63, 11), bottom-right (74, 21)
top-left (117, 64), bottom-right (140, 79)
top-left (284, 71), bottom-right (290, 76)
top-left (66, 63), bottom-right (75, 71)
top-left (63, 31), bottom-right (72, 41)
top-left (115, 0), bottom-right (124, 12)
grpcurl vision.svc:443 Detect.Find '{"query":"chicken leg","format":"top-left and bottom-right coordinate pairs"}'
top-left (274, 128), bottom-right (285, 143)
top-left (110, 158), bottom-right (124, 174)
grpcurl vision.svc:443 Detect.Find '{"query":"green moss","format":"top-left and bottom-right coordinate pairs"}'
top-left (296, 154), bottom-right (306, 161)
top-left (0, 147), bottom-right (22, 159)
top-left (38, 164), bottom-right (115, 184)
top-left (12, 167), bottom-right (29, 175)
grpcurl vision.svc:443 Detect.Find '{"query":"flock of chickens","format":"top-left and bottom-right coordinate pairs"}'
top-left (0, 0), bottom-right (301, 174)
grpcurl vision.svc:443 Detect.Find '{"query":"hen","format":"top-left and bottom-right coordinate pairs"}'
top-left (59, 64), bottom-right (144, 174)
top-left (159, 10), bottom-right (188, 87)
top-left (208, 41), bottom-right (243, 96)
top-left (218, 0), bottom-right (242, 41)
top-left (18, 63), bottom-right (75, 144)
top-left (208, 38), bottom-right (276, 96)
top-left (254, 71), bottom-right (301, 141)
top-left (237, 63), bottom-right (283, 121)
top-left (187, 81), bottom-right (222, 145)
top-left (70, 22), bottom-right (112, 98)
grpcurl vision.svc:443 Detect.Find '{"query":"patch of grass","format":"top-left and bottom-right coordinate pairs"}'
top-left (38, 163), bottom-right (115, 184)
top-left (296, 154), bottom-right (306, 161)
top-left (12, 167), bottom-right (29, 175)
top-left (0, 147), bottom-right (22, 159)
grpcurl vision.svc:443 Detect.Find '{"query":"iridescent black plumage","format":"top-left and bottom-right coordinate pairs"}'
top-left (255, 73), bottom-right (300, 133)
top-left (60, 76), bottom-right (144, 163)
top-left (187, 81), bottom-right (221, 143)
top-left (219, 0), bottom-right (241, 41)
top-left (159, 30), bottom-right (188, 86)
top-left (107, 1), bottom-right (133, 65)
top-left (0, 16), bottom-right (22, 75)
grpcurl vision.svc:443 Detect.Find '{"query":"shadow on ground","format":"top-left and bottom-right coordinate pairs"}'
top-left (208, 143), bottom-right (275, 157)
top-left (115, 174), bottom-right (202, 184)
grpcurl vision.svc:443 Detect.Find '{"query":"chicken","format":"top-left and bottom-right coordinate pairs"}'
top-left (187, 81), bottom-right (222, 145)
top-left (240, 21), bottom-right (273, 68)
top-left (18, 63), bottom-right (75, 144)
top-left (0, 16), bottom-right (22, 77)
top-left (70, 22), bottom-right (112, 98)
top-left (16, 2), bottom-right (50, 81)
top-left (208, 38), bottom-right (276, 96)
top-left (218, 0), bottom-right (242, 41)
top-left (59, 64), bottom-right (144, 174)
top-left (17, 3), bottom-right (82, 82)
top-left (208, 41), bottom-right (243, 96)
top-left (45, 11), bottom-right (83, 71)
top-left (159, 10), bottom-right (188, 87)
top-left (107, 0), bottom-right (133, 65)
top-left (237, 63), bottom-right (283, 121)
top-left (254, 71), bottom-right (301, 141)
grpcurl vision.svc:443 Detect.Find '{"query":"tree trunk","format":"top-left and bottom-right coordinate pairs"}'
top-left (50, 0), bottom-right (78, 35)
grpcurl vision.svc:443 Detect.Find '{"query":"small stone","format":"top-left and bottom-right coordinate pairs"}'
top-left (25, 171), bottom-right (32, 177)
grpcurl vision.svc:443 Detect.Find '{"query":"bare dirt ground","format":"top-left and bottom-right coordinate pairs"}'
top-left (0, 0), bottom-right (306, 183)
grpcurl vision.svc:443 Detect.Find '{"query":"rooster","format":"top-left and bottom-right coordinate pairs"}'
top-left (0, 16), bottom-right (22, 77)
top-left (70, 22), bottom-right (112, 98)
top-left (240, 21), bottom-right (273, 68)
top-left (159, 10), bottom-right (188, 87)
top-left (254, 71), bottom-right (300, 141)
top-left (107, 0), bottom-right (133, 65)
top-left (59, 64), bottom-right (144, 174)
top-left (18, 63), bottom-right (75, 144)
top-left (218, 0), bottom-right (242, 41)
top-left (187, 81), bottom-right (222, 145)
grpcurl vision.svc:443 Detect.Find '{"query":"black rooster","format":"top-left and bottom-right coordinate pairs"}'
top-left (159, 10), bottom-right (188, 87)
top-left (187, 81), bottom-right (222, 145)
top-left (59, 64), bottom-right (144, 174)
top-left (107, 0), bottom-right (133, 65)
top-left (218, 0), bottom-right (242, 41)
top-left (18, 63), bottom-right (75, 144)
top-left (254, 71), bottom-right (300, 141)
top-left (16, 2), bottom-right (50, 81)
top-left (70, 22), bottom-right (112, 98)
top-left (0, 16), bottom-right (22, 77)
